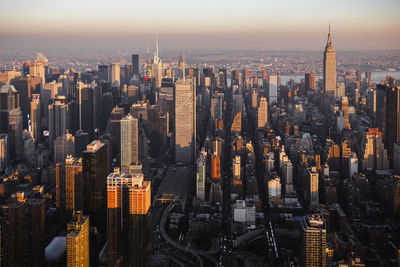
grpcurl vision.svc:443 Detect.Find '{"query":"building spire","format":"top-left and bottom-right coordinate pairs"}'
top-left (146, 41), bottom-right (149, 65)
top-left (327, 22), bottom-right (332, 45)
top-left (154, 37), bottom-right (159, 62)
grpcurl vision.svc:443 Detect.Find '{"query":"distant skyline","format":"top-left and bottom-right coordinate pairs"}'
top-left (1, 0), bottom-right (399, 52)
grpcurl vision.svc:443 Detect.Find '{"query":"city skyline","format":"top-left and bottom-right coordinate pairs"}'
top-left (1, 0), bottom-right (399, 52)
top-left (0, 2), bottom-right (400, 266)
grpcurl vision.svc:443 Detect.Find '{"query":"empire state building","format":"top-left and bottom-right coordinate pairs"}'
top-left (323, 25), bottom-right (336, 94)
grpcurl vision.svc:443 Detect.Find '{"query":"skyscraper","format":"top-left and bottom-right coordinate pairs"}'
top-left (174, 79), bottom-right (196, 164)
top-left (2, 194), bottom-right (46, 267)
top-left (360, 128), bottom-right (389, 171)
top-left (131, 54), bottom-right (139, 76)
top-left (11, 76), bottom-right (41, 127)
top-left (301, 214), bottom-right (327, 267)
top-left (98, 64), bottom-right (110, 82)
top-left (196, 150), bottom-right (206, 200)
top-left (342, 96), bottom-right (350, 129)
top-left (30, 94), bottom-right (41, 142)
top-left (65, 155), bottom-right (83, 211)
top-left (152, 39), bottom-right (163, 88)
top-left (107, 168), bottom-right (151, 267)
top-left (0, 85), bottom-right (19, 134)
top-left (8, 109), bottom-right (23, 160)
top-left (48, 96), bottom-right (72, 149)
top-left (82, 140), bottom-right (109, 230)
top-left (323, 25), bottom-right (336, 94)
top-left (29, 60), bottom-right (45, 87)
top-left (257, 97), bottom-right (268, 128)
top-left (305, 73), bottom-right (316, 91)
top-left (54, 132), bottom-right (75, 163)
top-left (77, 82), bottom-right (94, 139)
top-left (268, 73), bottom-right (278, 105)
top-left (67, 211), bottom-right (89, 267)
top-left (308, 166), bottom-right (319, 207)
top-left (178, 52), bottom-right (185, 80)
top-left (111, 63), bottom-right (120, 87)
top-left (0, 134), bottom-right (8, 172)
top-left (385, 86), bottom-right (400, 164)
top-left (120, 114), bottom-right (139, 172)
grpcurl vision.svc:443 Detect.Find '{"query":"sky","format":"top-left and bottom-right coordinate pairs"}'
top-left (0, 0), bottom-right (399, 52)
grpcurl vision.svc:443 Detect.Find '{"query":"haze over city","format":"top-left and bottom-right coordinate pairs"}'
top-left (1, 0), bottom-right (400, 52)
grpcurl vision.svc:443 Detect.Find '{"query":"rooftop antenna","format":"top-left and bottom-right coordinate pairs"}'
top-left (146, 41), bottom-right (150, 65)
top-left (155, 37), bottom-right (159, 62)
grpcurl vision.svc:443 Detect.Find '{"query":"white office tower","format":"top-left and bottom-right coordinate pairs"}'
top-left (120, 114), bottom-right (139, 172)
top-left (233, 200), bottom-right (256, 225)
top-left (336, 111), bottom-right (344, 134)
top-left (111, 63), bottom-right (120, 87)
top-left (152, 39), bottom-right (163, 88)
top-left (349, 153), bottom-right (358, 177)
top-left (196, 149), bottom-right (206, 201)
top-left (174, 79), bottom-right (196, 164)
top-left (268, 73), bottom-right (278, 105)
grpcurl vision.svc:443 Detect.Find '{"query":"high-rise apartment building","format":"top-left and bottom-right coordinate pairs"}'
top-left (107, 169), bottom-right (151, 267)
top-left (120, 114), bottom-right (139, 172)
top-left (67, 211), bottom-right (89, 267)
top-left (301, 214), bottom-right (327, 267)
top-left (174, 79), bottom-right (196, 164)
top-left (323, 25), bottom-right (336, 94)
top-left (257, 97), bottom-right (268, 128)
